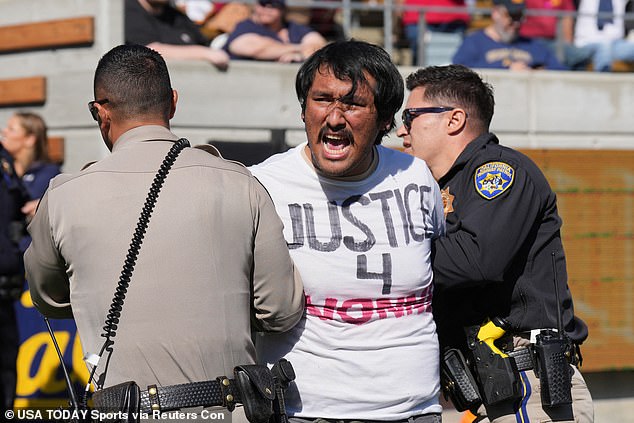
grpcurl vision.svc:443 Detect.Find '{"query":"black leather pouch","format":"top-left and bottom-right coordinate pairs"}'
top-left (441, 348), bottom-right (482, 412)
top-left (91, 381), bottom-right (141, 423)
top-left (234, 365), bottom-right (275, 423)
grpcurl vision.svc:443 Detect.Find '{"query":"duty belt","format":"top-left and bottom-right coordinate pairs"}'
top-left (139, 378), bottom-right (242, 413)
top-left (507, 347), bottom-right (535, 371)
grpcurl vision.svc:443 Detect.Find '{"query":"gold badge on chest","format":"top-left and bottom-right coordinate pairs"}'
top-left (441, 186), bottom-right (454, 217)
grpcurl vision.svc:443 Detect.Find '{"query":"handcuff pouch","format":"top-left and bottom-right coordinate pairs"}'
top-left (441, 348), bottom-right (482, 411)
top-left (234, 365), bottom-right (275, 423)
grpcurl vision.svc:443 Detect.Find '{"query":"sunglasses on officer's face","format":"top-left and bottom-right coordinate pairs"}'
top-left (88, 98), bottom-right (109, 122)
top-left (401, 107), bottom-right (455, 132)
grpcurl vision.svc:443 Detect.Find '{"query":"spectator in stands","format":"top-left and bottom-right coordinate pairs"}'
top-left (520, 0), bottom-right (594, 69)
top-left (223, 0), bottom-right (327, 62)
top-left (305, 1), bottom-right (345, 42)
top-left (400, 0), bottom-right (470, 65)
top-left (285, 0), bottom-right (345, 42)
top-left (453, 0), bottom-right (568, 69)
top-left (0, 112), bottom-right (60, 224)
top-left (198, 2), bottom-right (253, 44)
top-left (125, 0), bottom-right (229, 70)
top-left (574, 0), bottom-right (634, 71)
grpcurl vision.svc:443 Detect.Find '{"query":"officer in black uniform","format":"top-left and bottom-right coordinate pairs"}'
top-left (397, 65), bottom-right (593, 422)
top-left (0, 142), bottom-right (28, 413)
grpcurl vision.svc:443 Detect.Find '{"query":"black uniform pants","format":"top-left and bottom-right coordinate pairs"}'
top-left (0, 301), bottom-right (18, 412)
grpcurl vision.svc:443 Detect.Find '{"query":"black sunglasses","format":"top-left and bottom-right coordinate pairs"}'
top-left (401, 107), bottom-right (455, 132)
top-left (88, 98), bottom-right (109, 121)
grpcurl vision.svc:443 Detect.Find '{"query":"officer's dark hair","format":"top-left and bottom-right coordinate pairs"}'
top-left (406, 64), bottom-right (495, 132)
top-left (295, 40), bottom-right (404, 145)
top-left (94, 44), bottom-right (173, 122)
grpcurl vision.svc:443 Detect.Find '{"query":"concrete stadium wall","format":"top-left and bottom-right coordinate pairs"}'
top-left (1, 0), bottom-right (634, 172)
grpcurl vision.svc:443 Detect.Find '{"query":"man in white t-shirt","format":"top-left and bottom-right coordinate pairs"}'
top-left (250, 40), bottom-right (446, 422)
top-left (574, 0), bottom-right (634, 71)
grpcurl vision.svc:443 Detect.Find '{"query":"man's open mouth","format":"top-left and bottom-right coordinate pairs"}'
top-left (322, 134), bottom-right (351, 158)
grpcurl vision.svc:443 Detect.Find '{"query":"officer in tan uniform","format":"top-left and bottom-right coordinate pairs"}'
top-left (24, 44), bottom-right (304, 419)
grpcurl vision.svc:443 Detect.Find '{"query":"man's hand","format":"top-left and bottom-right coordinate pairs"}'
top-left (509, 61), bottom-right (531, 71)
top-left (22, 199), bottom-right (40, 220)
top-left (206, 48), bottom-right (230, 71)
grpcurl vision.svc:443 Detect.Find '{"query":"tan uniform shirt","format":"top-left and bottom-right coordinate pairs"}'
top-left (25, 125), bottom-right (304, 388)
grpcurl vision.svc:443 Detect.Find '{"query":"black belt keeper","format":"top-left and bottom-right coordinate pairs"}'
top-left (507, 347), bottom-right (535, 371)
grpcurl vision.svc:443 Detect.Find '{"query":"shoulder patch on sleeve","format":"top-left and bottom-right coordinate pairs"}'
top-left (474, 161), bottom-right (515, 200)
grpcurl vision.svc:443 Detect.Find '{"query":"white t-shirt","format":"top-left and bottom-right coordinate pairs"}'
top-left (575, 0), bottom-right (627, 46)
top-left (250, 144), bottom-right (445, 420)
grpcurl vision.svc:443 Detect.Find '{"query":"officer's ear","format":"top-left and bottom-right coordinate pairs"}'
top-left (169, 89), bottom-right (178, 120)
top-left (446, 108), bottom-right (467, 135)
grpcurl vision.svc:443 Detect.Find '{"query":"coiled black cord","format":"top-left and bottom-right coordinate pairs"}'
top-left (86, 138), bottom-right (189, 395)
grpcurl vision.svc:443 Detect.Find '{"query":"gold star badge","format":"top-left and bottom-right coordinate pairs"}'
top-left (1, 158), bottom-right (13, 176)
top-left (441, 187), bottom-right (454, 217)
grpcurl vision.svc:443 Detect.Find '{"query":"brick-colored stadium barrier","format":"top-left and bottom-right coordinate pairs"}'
top-left (523, 149), bottom-right (634, 372)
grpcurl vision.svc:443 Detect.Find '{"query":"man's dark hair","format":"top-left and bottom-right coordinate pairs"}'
top-left (406, 65), bottom-right (495, 132)
top-left (295, 40), bottom-right (404, 144)
top-left (94, 44), bottom-right (173, 121)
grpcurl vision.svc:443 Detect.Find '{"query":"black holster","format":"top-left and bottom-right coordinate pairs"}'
top-left (234, 360), bottom-right (296, 423)
top-left (470, 341), bottom-right (521, 407)
top-left (91, 381), bottom-right (141, 423)
top-left (234, 365), bottom-right (276, 423)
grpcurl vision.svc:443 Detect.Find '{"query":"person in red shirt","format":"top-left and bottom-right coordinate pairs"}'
top-left (400, 0), bottom-right (470, 65)
top-left (519, 0), bottom-right (593, 68)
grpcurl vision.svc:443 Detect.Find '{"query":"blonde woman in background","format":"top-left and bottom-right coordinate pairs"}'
top-left (1, 112), bottom-right (60, 224)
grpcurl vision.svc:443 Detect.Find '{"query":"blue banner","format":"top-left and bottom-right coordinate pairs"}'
top-left (14, 286), bottom-right (89, 409)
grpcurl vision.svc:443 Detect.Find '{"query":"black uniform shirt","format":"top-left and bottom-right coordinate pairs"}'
top-left (432, 133), bottom-right (588, 350)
